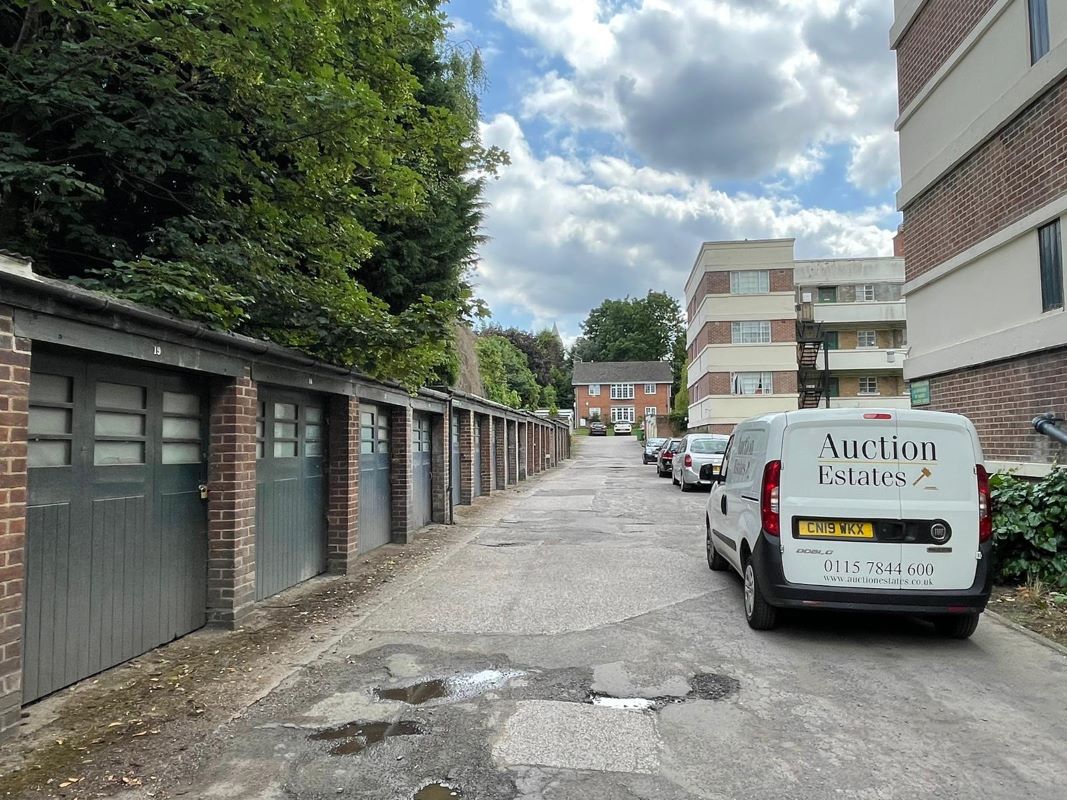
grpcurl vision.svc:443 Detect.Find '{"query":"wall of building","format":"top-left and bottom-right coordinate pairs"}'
top-left (573, 382), bottom-right (672, 424)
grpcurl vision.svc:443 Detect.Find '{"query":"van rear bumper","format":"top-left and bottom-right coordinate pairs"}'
top-left (752, 534), bottom-right (993, 614)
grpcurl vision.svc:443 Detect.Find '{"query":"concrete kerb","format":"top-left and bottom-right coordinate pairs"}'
top-left (984, 609), bottom-right (1067, 657)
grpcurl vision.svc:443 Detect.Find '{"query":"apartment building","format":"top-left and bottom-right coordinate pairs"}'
top-left (685, 239), bottom-right (908, 434)
top-left (893, 0), bottom-right (1067, 474)
top-left (572, 361), bottom-right (673, 427)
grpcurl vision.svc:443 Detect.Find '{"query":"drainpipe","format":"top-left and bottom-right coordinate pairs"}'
top-left (1033, 413), bottom-right (1067, 447)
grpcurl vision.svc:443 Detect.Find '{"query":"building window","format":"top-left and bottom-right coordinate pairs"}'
top-left (610, 384), bottom-right (635, 400)
top-left (823, 331), bottom-right (839, 350)
top-left (731, 320), bottom-right (772, 344)
top-left (827, 377), bottom-right (840, 398)
top-left (859, 377), bottom-right (879, 395)
top-left (857, 330), bottom-right (878, 349)
top-left (1039, 219), bottom-right (1063, 312)
top-left (610, 406), bottom-right (636, 423)
top-left (644, 383), bottom-right (656, 394)
top-left (818, 286), bottom-right (838, 303)
top-left (730, 270), bottom-right (770, 294)
top-left (731, 372), bottom-right (773, 395)
top-left (1029, 0), bottom-right (1050, 64)
top-left (588, 384), bottom-right (601, 396)
top-left (858, 284), bottom-right (875, 302)
top-left (588, 407), bottom-right (601, 420)
top-left (644, 406), bottom-right (658, 418)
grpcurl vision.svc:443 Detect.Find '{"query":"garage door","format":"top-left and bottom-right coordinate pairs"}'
top-left (412, 413), bottom-right (433, 529)
top-left (254, 389), bottom-right (326, 601)
top-left (358, 405), bottom-right (391, 553)
top-left (472, 419), bottom-right (483, 499)
top-left (24, 351), bottom-right (207, 701)
top-left (450, 413), bottom-right (461, 507)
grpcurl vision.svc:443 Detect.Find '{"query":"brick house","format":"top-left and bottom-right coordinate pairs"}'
top-left (892, 0), bottom-right (1067, 475)
top-left (572, 361), bottom-right (673, 428)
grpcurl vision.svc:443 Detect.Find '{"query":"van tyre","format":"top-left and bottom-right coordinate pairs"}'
top-left (743, 558), bottom-right (779, 630)
top-left (706, 526), bottom-right (728, 571)
top-left (934, 613), bottom-right (980, 639)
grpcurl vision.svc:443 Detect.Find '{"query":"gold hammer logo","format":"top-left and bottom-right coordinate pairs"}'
top-left (912, 467), bottom-right (933, 486)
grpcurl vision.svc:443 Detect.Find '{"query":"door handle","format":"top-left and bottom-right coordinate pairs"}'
top-left (720, 496), bottom-right (727, 515)
top-left (199, 483), bottom-right (209, 501)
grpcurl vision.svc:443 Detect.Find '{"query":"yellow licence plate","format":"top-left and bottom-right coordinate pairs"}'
top-left (798, 520), bottom-right (874, 539)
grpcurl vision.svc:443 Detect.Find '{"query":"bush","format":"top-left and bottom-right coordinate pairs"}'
top-left (990, 468), bottom-right (1067, 588)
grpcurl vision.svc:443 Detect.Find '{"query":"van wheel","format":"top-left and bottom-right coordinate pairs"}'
top-left (934, 613), bottom-right (979, 639)
top-left (706, 526), bottom-right (728, 571)
top-left (743, 558), bottom-right (779, 630)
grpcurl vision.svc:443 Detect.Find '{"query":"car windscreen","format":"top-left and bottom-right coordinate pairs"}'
top-left (649, 438), bottom-right (666, 447)
top-left (690, 438), bottom-right (728, 455)
top-left (668, 441), bottom-right (682, 452)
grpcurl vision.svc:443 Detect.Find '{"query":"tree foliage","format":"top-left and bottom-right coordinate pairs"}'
top-left (574, 291), bottom-right (685, 364)
top-left (0, 0), bottom-right (501, 389)
top-left (475, 335), bottom-right (539, 409)
top-left (480, 324), bottom-right (570, 408)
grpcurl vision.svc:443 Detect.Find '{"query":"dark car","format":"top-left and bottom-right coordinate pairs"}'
top-left (656, 438), bottom-right (682, 477)
top-left (642, 437), bottom-right (667, 464)
top-left (589, 421), bottom-right (608, 436)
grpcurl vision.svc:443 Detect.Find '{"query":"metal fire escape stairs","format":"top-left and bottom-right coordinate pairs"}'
top-left (796, 294), bottom-right (827, 409)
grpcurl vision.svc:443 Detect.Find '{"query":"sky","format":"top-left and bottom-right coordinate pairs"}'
top-left (447, 0), bottom-right (901, 342)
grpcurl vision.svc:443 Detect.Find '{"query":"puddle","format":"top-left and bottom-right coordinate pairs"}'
top-left (587, 673), bottom-right (740, 711)
top-left (414, 783), bottom-right (463, 799)
top-left (308, 720), bottom-right (424, 755)
top-left (590, 696), bottom-right (658, 711)
top-left (376, 670), bottom-right (522, 706)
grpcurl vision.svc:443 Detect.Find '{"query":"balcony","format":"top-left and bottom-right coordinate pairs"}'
top-left (689, 394), bottom-right (799, 427)
top-left (814, 300), bottom-right (906, 325)
top-left (817, 348), bottom-right (906, 371)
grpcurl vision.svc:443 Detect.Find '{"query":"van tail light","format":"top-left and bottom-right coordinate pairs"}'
top-left (684, 454), bottom-right (693, 468)
top-left (761, 460), bottom-right (782, 536)
top-left (976, 464), bottom-right (992, 542)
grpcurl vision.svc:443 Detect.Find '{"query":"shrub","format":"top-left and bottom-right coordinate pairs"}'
top-left (990, 468), bottom-right (1067, 588)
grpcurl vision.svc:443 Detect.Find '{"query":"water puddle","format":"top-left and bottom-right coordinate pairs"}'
top-left (308, 720), bottom-right (423, 756)
top-left (376, 670), bottom-right (522, 706)
top-left (587, 673), bottom-right (740, 712)
top-left (414, 783), bottom-right (463, 799)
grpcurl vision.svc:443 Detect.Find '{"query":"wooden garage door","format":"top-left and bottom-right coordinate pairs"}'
top-left (254, 389), bottom-right (326, 601)
top-left (24, 351), bottom-right (207, 701)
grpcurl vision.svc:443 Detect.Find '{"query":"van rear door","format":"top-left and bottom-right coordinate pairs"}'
top-left (895, 412), bottom-right (981, 591)
top-left (779, 412), bottom-right (903, 589)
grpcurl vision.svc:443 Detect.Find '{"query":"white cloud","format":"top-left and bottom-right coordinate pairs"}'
top-left (847, 131), bottom-right (901, 193)
top-left (495, 0), bottom-right (899, 192)
top-left (475, 114), bottom-right (895, 337)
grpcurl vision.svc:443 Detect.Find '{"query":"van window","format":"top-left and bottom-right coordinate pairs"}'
top-left (719, 437), bottom-right (734, 477)
top-left (726, 428), bottom-right (768, 487)
top-left (691, 438), bottom-right (728, 455)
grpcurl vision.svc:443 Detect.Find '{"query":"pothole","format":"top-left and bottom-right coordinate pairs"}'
top-left (587, 673), bottom-right (740, 711)
top-left (476, 542), bottom-right (530, 548)
top-left (376, 670), bottom-right (523, 706)
top-left (414, 783), bottom-right (463, 799)
top-left (308, 720), bottom-right (424, 756)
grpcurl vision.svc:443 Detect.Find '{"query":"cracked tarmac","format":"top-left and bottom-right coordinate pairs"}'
top-left (138, 436), bottom-right (1067, 800)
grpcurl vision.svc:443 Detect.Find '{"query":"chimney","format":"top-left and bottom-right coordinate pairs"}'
top-left (893, 225), bottom-right (905, 257)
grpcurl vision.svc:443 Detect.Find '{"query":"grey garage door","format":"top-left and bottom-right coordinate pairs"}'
top-left (412, 413), bottom-right (433, 529)
top-left (24, 351), bottom-right (207, 702)
top-left (472, 420), bottom-right (483, 498)
top-left (358, 405), bottom-right (391, 553)
top-left (254, 389), bottom-right (326, 601)
top-left (450, 413), bottom-right (461, 507)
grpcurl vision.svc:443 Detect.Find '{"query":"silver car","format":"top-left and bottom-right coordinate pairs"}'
top-left (672, 434), bottom-right (730, 491)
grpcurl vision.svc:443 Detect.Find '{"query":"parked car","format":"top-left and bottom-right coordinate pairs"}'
top-left (589, 421), bottom-right (607, 436)
top-left (672, 434), bottom-right (729, 491)
top-left (642, 437), bottom-right (668, 464)
top-left (657, 438), bottom-right (682, 477)
top-left (613, 421), bottom-right (632, 435)
top-left (704, 408), bottom-right (992, 637)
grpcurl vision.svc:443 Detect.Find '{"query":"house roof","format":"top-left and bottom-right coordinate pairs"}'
top-left (572, 361), bottom-right (673, 385)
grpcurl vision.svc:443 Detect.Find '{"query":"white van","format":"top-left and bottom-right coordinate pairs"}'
top-left (705, 409), bottom-right (993, 638)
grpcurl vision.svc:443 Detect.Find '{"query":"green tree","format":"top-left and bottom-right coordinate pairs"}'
top-left (475, 335), bottom-right (539, 409)
top-left (577, 292), bottom-right (685, 363)
top-left (0, 0), bottom-right (499, 390)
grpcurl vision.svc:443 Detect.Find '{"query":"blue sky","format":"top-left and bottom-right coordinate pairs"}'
top-left (446, 1), bottom-right (901, 341)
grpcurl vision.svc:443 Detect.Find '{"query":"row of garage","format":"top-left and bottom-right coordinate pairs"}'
top-left (0, 267), bottom-right (570, 728)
